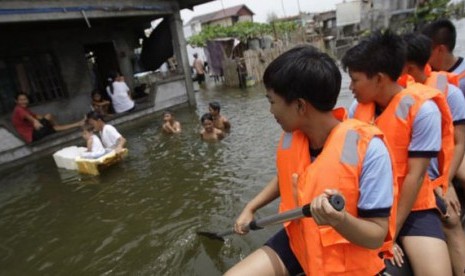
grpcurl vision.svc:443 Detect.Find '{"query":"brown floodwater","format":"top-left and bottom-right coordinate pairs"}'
top-left (1, 18), bottom-right (463, 275)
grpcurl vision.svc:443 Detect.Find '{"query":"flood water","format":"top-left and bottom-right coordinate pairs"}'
top-left (1, 18), bottom-right (464, 276)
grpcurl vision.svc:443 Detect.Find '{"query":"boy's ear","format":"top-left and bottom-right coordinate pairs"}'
top-left (437, 44), bottom-right (449, 54)
top-left (297, 98), bottom-right (305, 112)
top-left (376, 72), bottom-right (389, 84)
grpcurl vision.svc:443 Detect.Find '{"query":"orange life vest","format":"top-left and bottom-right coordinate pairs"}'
top-left (424, 64), bottom-right (459, 93)
top-left (398, 69), bottom-right (455, 194)
top-left (458, 70), bottom-right (465, 82)
top-left (354, 85), bottom-right (454, 209)
top-left (397, 64), bottom-right (459, 90)
top-left (276, 116), bottom-right (395, 275)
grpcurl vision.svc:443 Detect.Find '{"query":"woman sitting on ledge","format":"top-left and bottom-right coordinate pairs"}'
top-left (12, 92), bottom-right (84, 143)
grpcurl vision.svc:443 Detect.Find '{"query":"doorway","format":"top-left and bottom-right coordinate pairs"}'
top-left (84, 42), bottom-right (120, 93)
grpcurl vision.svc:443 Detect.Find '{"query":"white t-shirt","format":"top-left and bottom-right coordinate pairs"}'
top-left (106, 81), bottom-right (135, 113)
top-left (81, 134), bottom-right (106, 159)
top-left (100, 124), bottom-right (122, 149)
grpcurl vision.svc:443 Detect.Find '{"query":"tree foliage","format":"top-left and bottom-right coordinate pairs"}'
top-left (404, 0), bottom-right (452, 30)
top-left (187, 21), bottom-right (297, 47)
top-left (449, 0), bottom-right (465, 18)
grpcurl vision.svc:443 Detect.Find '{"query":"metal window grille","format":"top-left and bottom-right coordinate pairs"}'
top-left (0, 53), bottom-right (66, 114)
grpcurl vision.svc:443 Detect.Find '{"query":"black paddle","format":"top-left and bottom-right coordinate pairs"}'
top-left (198, 194), bottom-right (345, 241)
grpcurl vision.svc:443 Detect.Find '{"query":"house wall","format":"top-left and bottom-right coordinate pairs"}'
top-left (207, 17), bottom-right (233, 27)
top-left (0, 21), bottom-right (143, 124)
top-left (238, 15), bottom-right (253, 23)
top-left (0, 1), bottom-right (200, 170)
top-left (360, 0), bottom-right (416, 30)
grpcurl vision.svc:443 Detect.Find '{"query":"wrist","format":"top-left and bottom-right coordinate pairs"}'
top-left (332, 210), bottom-right (347, 228)
top-left (244, 202), bottom-right (258, 213)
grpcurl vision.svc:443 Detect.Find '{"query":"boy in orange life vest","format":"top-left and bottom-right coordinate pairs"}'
top-left (422, 19), bottom-right (465, 95)
top-left (225, 45), bottom-right (396, 275)
top-left (422, 19), bottom-right (465, 223)
top-left (401, 33), bottom-right (465, 276)
top-left (342, 30), bottom-right (453, 276)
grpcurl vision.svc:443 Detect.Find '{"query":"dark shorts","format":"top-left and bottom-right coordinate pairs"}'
top-left (195, 73), bottom-right (205, 84)
top-left (265, 229), bottom-right (386, 275)
top-left (32, 118), bottom-right (56, 142)
top-left (264, 229), bottom-right (304, 276)
top-left (397, 209), bottom-right (445, 240)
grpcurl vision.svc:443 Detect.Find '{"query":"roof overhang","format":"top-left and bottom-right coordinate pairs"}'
top-left (0, 0), bottom-right (214, 24)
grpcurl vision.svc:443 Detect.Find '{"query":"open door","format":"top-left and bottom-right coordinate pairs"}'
top-left (84, 42), bottom-right (120, 93)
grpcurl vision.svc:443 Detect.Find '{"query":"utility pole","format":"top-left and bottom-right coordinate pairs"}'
top-left (220, 0), bottom-right (225, 16)
top-left (297, 0), bottom-right (305, 41)
top-left (281, 0), bottom-right (286, 17)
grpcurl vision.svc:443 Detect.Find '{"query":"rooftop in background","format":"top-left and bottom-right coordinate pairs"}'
top-left (185, 4), bottom-right (254, 25)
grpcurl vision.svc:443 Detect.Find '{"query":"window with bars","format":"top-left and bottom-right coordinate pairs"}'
top-left (0, 53), bottom-right (66, 115)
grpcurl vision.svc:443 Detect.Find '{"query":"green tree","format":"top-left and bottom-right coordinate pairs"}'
top-left (187, 22), bottom-right (279, 47)
top-left (410, 0), bottom-right (451, 30)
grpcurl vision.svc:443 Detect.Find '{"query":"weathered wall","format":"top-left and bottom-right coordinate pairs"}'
top-left (0, 21), bottom-right (144, 124)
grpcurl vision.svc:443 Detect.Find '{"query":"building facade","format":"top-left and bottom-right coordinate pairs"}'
top-left (0, 0), bottom-right (212, 169)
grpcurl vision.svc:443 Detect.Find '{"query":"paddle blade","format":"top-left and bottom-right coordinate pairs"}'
top-left (197, 231), bottom-right (226, 241)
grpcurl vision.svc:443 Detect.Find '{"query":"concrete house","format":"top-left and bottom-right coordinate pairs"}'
top-left (0, 0), bottom-right (212, 169)
top-left (334, 0), bottom-right (416, 57)
top-left (336, 0), bottom-right (416, 35)
top-left (185, 4), bottom-right (254, 36)
top-left (184, 4), bottom-right (255, 67)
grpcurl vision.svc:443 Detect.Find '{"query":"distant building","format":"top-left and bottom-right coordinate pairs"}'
top-left (336, 0), bottom-right (416, 36)
top-left (185, 4), bottom-right (254, 36)
top-left (314, 10), bottom-right (337, 40)
top-left (183, 4), bottom-right (254, 75)
top-left (334, 0), bottom-right (416, 58)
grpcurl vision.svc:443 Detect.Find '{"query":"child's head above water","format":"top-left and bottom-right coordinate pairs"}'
top-left (200, 113), bottom-right (214, 131)
top-left (162, 110), bottom-right (174, 122)
top-left (81, 124), bottom-right (95, 140)
top-left (208, 101), bottom-right (221, 114)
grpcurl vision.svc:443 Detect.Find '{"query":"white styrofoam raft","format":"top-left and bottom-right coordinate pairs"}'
top-left (53, 146), bottom-right (87, 170)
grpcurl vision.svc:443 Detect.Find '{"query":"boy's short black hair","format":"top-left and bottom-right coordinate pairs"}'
top-left (200, 113), bottom-right (213, 123)
top-left (86, 111), bottom-right (105, 122)
top-left (341, 30), bottom-right (406, 81)
top-left (421, 19), bottom-right (456, 51)
top-left (263, 45), bottom-right (341, 112)
top-left (209, 101), bottom-right (221, 112)
top-left (402, 33), bottom-right (432, 68)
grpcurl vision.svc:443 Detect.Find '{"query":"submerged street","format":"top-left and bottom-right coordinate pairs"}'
top-left (0, 18), bottom-right (464, 275)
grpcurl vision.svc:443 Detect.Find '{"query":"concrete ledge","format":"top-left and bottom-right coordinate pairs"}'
top-left (0, 77), bottom-right (191, 172)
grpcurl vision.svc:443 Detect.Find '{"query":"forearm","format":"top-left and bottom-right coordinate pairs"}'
top-left (116, 137), bottom-right (126, 149)
top-left (164, 124), bottom-right (176, 133)
top-left (396, 173), bottom-right (424, 234)
top-left (25, 114), bottom-right (39, 124)
top-left (449, 125), bottom-right (465, 181)
top-left (334, 215), bottom-right (388, 249)
top-left (224, 121), bottom-right (231, 130)
top-left (87, 140), bottom-right (92, 152)
top-left (244, 176), bottom-right (280, 213)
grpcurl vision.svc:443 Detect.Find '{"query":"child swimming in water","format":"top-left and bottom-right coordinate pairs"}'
top-left (162, 110), bottom-right (181, 134)
top-left (200, 113), bottom-right (224, 141)
top-left (209, 101), bottom-right (230, 131)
